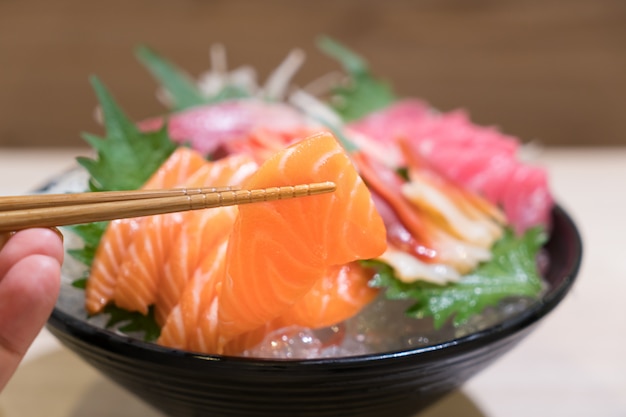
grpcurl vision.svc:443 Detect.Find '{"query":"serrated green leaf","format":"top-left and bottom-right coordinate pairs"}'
top-left (70, 78), bottom-right (176, 297)
top-left (77, 77), bottom-right (177, 192)
top-left (67, 247), bottom-right (95, 267)
top-left (103, 304), bottom-right (161, 342)
top-left (68, 222), bottom-right (108, 247)
top-left (367, 227), bottom-right (547, 328)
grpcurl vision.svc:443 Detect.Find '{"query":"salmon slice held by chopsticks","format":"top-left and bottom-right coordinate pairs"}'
top-left (214, 132), bottom-right (387, 352)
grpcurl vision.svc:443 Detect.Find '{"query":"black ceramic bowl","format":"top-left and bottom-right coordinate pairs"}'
top-left (46, 205), bottom-right (582, 417)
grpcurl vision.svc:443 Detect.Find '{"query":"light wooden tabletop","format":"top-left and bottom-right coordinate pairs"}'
top-left (0, 147), bottom-right (624, 417)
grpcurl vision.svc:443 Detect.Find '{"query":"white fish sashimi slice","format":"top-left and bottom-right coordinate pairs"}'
top-left (378, 248), bottom-right (461, 285)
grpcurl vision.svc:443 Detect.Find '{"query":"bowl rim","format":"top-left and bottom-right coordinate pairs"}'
top-left (47, 204), bottom-right (582, 367)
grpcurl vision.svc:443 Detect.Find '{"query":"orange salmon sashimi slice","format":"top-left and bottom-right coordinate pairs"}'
top-left (163, 245), bottom-right (379, 354)
top-left (277, 262), bottom-right (380, 329)
top-left (158, 237), bottom-right (229, 351)
top-left (85, 147), bottom-right (208, 315)
top-left (84, 218), bottom-right (139, 314)
top-left (112, 154), bottom-right (258, 317)
top-left (153, 208), bottom-right (235, 326)
top-left (153, 155), bottom-right (257, 325)
top-left (111, 213), bottom-right (185, 315)
top-left (216, 132), bottom-right (387, 351)
top-left (186, 263), bottom-right (380, 355)
top-left (219, 262), bottom-right (380, 356)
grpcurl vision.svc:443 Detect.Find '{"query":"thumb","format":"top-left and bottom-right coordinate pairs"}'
top-left (0, 230), bottom-right (63, 392)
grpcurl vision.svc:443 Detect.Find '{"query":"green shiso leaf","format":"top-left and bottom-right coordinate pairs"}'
top-left (70, 277), bottom-right (88, 290)
top-left (76, 76), bottom-right (177, 192)
top-left (367, 227), bottom-right (548, 328)
top-left (68, 221), bottom-right (109, 248)
top-left (66, 221), bottom-right (108, 287)
top-left (67, 222), bottom-right (108, 265)
top-left (103, 304), bottom-right (161, 342)
top-left (317, 36), bottom-right (396, 122)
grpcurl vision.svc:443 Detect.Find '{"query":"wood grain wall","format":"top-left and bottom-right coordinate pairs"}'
top-left (1, 0), bottom-right (625, 148)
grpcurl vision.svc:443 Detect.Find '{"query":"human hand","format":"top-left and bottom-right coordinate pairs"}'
top-left (0, 228), bottom-right (64, 391)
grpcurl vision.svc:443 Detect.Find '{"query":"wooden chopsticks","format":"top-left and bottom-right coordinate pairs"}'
top-left (0, 181), bottom-right (336, 232)
top-left (0, 186), bottom-right (242, 211)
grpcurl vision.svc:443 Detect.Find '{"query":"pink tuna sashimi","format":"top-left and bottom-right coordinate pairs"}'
top-left (349, 100), bottom-right (552, 233)
top-left (347, 99), bottom-right (431, 148)
top-left (138, 100), bottom-right (318, 156)
top-left (349, 101), bottom-right (519, 162)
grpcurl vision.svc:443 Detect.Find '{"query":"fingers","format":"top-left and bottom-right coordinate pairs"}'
top-left (0, 229), bottom-right (63, 391)
top-left (0, 228), bottom-right (64, 279)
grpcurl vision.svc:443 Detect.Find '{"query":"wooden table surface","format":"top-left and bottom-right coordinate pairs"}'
top-left (0, 147), bottom-right (625, 417)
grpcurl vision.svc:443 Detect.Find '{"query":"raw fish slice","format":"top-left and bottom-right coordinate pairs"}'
top-left (215, 263), bottom-right (378, 355)
top-left (143, 147), bottom-right (211, 190)
top-left (346, 99), bottom-right (431, 166)
top-left (277, 262), bottom-right (379, 329)
top-left (85, 218), bottom-right (138, 314)
top-left (112, 213), bottom-right (184, 315)
top-left (158, 239), bottom-right (229, 351)
top-left (362, 137), bottom-right (505, 280)
top-left (350, 101), bottom-right (552, 233)
top-left (217, 132), bottom-right (387, 349)
top-left (154, 155), bottom-right (257, 324)
top-left (352, 151), bottom-right (438, 261)
top-left (155, 207), bottom-right (237, 326)
top-left (182, 153), bottom-right (258, 191)
top-left (214, 263), bottom-right (378, 355)
top-left (401, 171), bottom-right (503, 248)
top-left (85, 147), bottom-right (208, 314)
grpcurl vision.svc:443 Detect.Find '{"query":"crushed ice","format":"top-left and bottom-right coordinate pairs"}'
top-left (242, 294), bottom-right (537, 359)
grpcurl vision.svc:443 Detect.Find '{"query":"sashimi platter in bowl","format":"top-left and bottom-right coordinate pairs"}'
top-left (46, 37), bottom-right (582, 417)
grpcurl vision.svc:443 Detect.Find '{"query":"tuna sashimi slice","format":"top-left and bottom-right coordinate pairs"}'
top-left (349, 100), bottom-right (553, 233)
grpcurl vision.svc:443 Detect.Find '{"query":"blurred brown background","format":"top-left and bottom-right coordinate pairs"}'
top-left (1, 0), bottom-right (625, 148)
